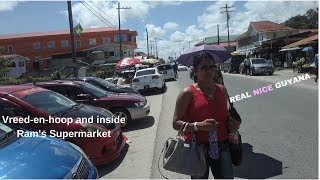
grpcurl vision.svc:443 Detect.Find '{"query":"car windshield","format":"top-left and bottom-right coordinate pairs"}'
top-left (251, 58), bottom-right (267, 64)
top-left (136, 69), bottom-right (156, 77)
top-left (77, 82), bottom-right (108, 97)
top-left (92, 78), bottom-right (117, 88)
top-left (157, 65), bottom-right (172, 71)
top-left (0, 123), bottom-right (13, 139)
top-left (21, 91), bottom-right (77, 115)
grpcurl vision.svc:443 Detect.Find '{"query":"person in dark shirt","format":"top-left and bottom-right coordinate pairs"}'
top-left (172, 62), bottom-right (178, 78)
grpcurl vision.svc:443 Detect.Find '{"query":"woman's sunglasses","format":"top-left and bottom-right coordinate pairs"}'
top-left (197, 65), bottom-right (217, 71)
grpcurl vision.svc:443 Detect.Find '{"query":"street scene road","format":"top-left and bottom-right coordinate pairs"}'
top-left (99, 70), bottom-right (318, 179)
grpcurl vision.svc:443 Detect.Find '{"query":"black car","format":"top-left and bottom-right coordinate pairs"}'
top-left (223, 55), bottom-right (246, 73)
top-left (67, 77), bottom-right (139, 94)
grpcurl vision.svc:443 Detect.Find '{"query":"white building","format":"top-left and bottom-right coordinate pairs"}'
top-left (1, 54), bottom-right (28, 78)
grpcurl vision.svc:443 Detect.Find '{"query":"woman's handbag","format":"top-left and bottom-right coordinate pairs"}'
top-left (228, 100), bottom-right (243, 166)
top-left (229, 130), bottom-right (242, 166)
top-left (160, 122), bottom-right (207, 177)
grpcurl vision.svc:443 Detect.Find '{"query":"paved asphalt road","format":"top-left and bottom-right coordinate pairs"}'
top-left (100, 69), bottom-right (318, 179)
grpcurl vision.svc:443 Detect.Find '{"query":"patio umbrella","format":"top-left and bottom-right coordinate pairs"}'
top-left (302, 46), bottom-right (314, 52)
top-left (115, 57), bottom-right (140, 69)
top-left (176, 44), bottom-right (231, 66)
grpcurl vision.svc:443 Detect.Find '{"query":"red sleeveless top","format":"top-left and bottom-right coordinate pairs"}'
top-left (183, 84), bottom-right (228, 144)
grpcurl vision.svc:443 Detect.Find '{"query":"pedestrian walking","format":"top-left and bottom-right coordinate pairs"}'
top-left (172, 52), bottom-right (240, 179)
top-left (244, 56), bottom-right (251, 75)
top-left (172, 62), bottom-right (178, 78)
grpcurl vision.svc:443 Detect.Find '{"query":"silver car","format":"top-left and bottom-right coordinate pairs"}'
top-left (240, 58), bottom-right (274, 76)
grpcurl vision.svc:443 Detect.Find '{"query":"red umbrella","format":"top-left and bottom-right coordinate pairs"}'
top-left (115, 57), bottom-right (140, 69)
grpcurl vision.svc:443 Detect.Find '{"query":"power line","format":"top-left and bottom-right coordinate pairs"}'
top-left (80, 2), bottom-right (116, 28)
top-left (88, 1), bottom-right (118, 27)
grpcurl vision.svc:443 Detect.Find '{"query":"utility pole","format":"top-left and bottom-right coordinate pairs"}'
top-left (117, 2), bottom-right (130, 60)
top-left (150, 44), bottom-right (153, 56)
top-left (189, 41), bottom-right (191, 48)
top-left (154, 37), bottom-right (162, 59)
top-left (67, 1), bottom-right (77, 77)
top-left (220, 4), bottom-right (234, 51)
top-left (155, 38), bottom-right (158, 59)
top-left (146, 28), bottom-right (149, 57)
top-left (217, 24), bottom-right (220, 45)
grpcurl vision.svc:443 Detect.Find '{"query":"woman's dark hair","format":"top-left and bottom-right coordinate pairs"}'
top-left (190, 51), bottom-right (216, 83)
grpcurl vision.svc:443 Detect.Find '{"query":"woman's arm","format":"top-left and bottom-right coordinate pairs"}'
top-left (172, 87), bottom-right (195, 132)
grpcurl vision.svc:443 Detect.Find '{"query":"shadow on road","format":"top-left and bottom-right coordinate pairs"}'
top-left (97, 143), bottom-right (130, 177)
top-left (122, 116), bottom-right (155, 132)
top-left (234, 143), bottom-right (283, 179)
top-left (139, 87), bottom-right (167, 96)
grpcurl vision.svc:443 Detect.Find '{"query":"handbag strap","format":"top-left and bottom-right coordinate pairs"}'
top-left (177, 122), bottom-right (188, 138)
top-left (158, 137), bottom-right (171, 179)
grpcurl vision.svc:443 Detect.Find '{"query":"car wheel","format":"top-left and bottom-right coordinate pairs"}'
top-left (269, 72), bottom-right (274, 75)
top-left (110, 108), bottom-right (131, 128)
top-left (161, 82), bottom-right (166, 93)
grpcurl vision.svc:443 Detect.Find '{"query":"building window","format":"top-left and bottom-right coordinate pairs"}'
top-left (9, 62), bottom-right (16, 67)
top-left (33, 42), bottom-right (40, 49)
top-left (104, 51), bottom-right (109, 58)
top-left (114, 35), bottom-right (127, 42)
top-left (89, 38), bottom-right (96, 46)
top-left (47, 41), bottom-right (55, 48)
top-left (103, 37), bottom-right (110, 44)
top-left (76, 40), bottom-right (81, 48)
top-left (18, 61), bottom-right (24, 67)
top-left (61, 40), bottom-right (69, 47)
top-left (131, 36), bottom-right (135, 42)
top-left (109, 51), bottom-right (114, 57)
top-left (273, 33), bottom-right (277, 38)
top-left (7, 46), bottom-right (13, 53)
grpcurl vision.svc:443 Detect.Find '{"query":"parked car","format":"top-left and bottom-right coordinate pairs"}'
top-left (32, 80), bottom-right (150, 127)
top-left (67, 77), bottom-right (139, 94)
top-left (132, 68), bottom-right (166, 92)
top-left (156, 64), bottom-right (176, 80)
top-left (105, 77), bottom-right (119, 84)
top-left (223, 55), bottom-right (246, 73)
top-left (0, 85), bottom-right (127, 166)
top-left (239, 58), bottom-right (274, 76)
top-left (0, 122), bottom-right (98, 179)
top-left (178, 65), bottom-right (188, 71)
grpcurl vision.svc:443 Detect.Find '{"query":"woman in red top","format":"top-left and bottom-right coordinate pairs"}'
top-left (172, 52), bottom-right (240, 179)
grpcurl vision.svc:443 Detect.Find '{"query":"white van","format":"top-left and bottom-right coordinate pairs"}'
top-left (156, 64), bottom-right (176, 80)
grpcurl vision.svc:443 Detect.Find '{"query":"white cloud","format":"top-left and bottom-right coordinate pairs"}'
top-left (0, 1), bottom-right (19, 11)
top-left (163, 22), bottom-right (179, 30)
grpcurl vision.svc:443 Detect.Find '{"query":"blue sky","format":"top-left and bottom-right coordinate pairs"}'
top-left (0, 1), bottom-right (318, 59)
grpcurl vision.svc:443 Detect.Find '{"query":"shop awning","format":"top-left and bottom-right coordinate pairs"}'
top-left (279, 47), bottom-right (301, 52)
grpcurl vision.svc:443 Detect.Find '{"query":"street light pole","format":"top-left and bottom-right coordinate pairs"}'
top-left (67, 1), bottom-right (77, 77)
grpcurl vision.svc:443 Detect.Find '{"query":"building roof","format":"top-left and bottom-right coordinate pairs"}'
top-left (282, 35), bottom-right (318, 49)
top-left (195, 35), bottom-right (238, 46)
top-left (207, 41), bottom-right (237, 47)
top-left (250, 21), bottom-right (293, 32)
top-left (298, 29), bottom-right (318, 33)
top-left (0, 27), bottom-right (135, 40)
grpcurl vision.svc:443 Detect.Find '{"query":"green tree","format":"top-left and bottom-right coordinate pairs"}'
top-left (0, 47), bottom-right (11, 77)
top-left (282, 8), bottom-right (318, 29)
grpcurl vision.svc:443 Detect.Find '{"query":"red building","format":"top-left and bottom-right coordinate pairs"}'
top-left (0, 27), bottom-right (138, 71)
